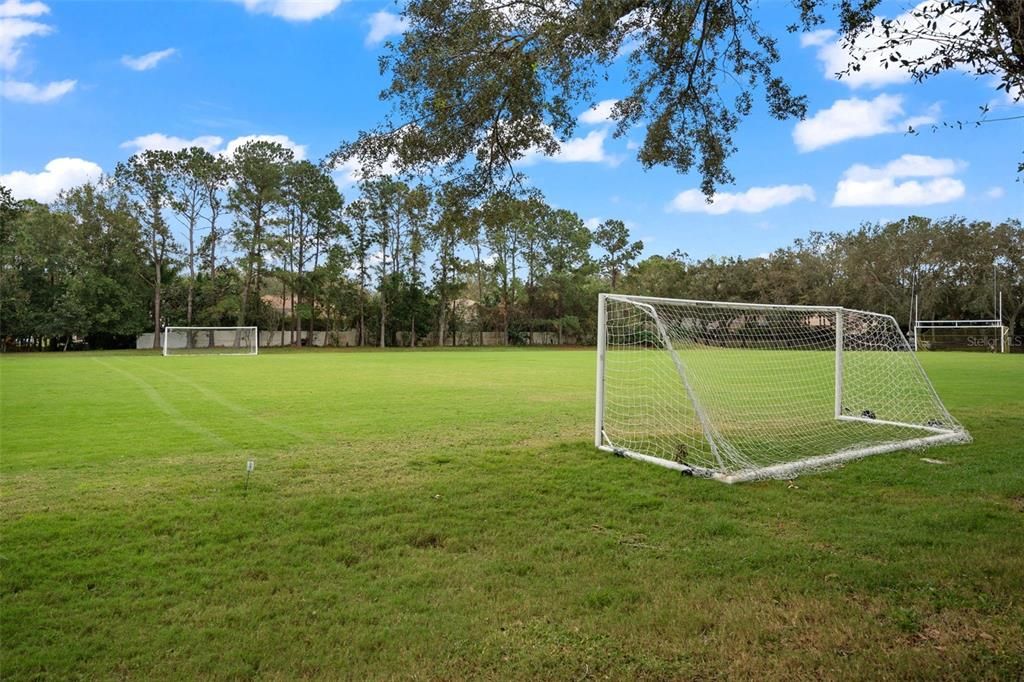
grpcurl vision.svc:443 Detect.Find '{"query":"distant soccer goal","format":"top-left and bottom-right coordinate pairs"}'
top-left (595, 294), bottom-right (970, 483)
top-left (162, 327), bottom-right (259, 356)
top-left (914, 319), bottom-right (1008, 353)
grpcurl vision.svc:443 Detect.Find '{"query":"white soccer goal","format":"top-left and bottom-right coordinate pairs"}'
top-left (162, 326), bottom-right (259, 356)
top-left (914, 319), bottom-right (1008, 353)
top-left (595, 294), bottom-right (970, 483)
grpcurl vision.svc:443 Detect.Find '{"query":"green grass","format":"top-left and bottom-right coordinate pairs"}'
top-left (2, 348), bottom-right (1022, 679)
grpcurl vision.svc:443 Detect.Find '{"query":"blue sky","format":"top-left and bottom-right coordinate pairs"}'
top-left (1, 0), bottom-right (1021, 260)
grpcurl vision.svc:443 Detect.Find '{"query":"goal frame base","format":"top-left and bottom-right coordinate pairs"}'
top-left (598, 429), bottom-right (969, 484)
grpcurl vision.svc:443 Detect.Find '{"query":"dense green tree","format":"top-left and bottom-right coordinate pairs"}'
top-left (115, 151), bottom-right (178, 348)
top-left (279, 160), bottom-right (345, 344)
top-left (360, 176), bottom-right (404, 347)
top-left (620, 252), bottom-right (691, 299)
top-left (0, 186), bottom-right (24, 336)
top-left (56, 184), bottom-right (149, 344)
top-left (345, 198), bottom-right (374, 346)
top-left (165, 147), bottom-right (223, 327)
top-left (403, 184), bottom-right (432, 346)
top-left (594, 219), bottom-right (643, 291)
top-left (430, 182), bottom-right (475, 346)
top-left (228, 141), bottom-right (294, 326)
top-left (534, 208), bottom-right (594, 344)
top-left (482, 191), bottom-right (525, 345)
top-left (359, 176), bottom-right (433, 346)
top-left (0, 185), bottom-right (149, 348)
top-left (197, 153), bottom-right (229, 278)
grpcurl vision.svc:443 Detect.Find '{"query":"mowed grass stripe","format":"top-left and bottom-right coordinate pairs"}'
top-left (92, 358), bottom-right (234, 449)
top-left (140, 361), bottom-right (314, 443)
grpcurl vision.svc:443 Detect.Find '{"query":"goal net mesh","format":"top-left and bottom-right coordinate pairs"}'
top-left (915, 324), bottom-right (1006, 352)
top-left (599, 296), bottom-right (969, 482)
top-left (163, 327), bottom-right (258, 356)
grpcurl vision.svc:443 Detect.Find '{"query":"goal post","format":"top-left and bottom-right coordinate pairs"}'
top-left (162, 326), bottom-right (259, 356)
top-left (914, 320), bottom-right (1008, 353)
top-left (595, 294), bottom-right (970, 483)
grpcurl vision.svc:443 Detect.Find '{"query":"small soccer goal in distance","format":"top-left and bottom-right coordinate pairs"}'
top-left (162, 327), bottom-right (259, 356)
top-left (914, 319), bottom-right (1008, 353)
top-left (595, 294), bottom-right (970, 483)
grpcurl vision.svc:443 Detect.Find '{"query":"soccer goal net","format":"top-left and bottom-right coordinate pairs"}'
top-left (595, 295), bottom-right (970, 483)
top-left (914, 320), bottom-right (1008, 353)
top-left (162, 327), bottom-right (259, 356)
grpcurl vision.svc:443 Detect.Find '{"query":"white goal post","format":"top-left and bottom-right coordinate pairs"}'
top-left (162, 326), bottom-right (259, 356)
top-left (914, 319), bottom-right (1008, 353)
top-left (595, 294), bottom-right (970, 483)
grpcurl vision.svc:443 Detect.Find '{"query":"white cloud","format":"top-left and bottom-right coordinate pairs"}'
top-left (584, 217), bottom-right (601, 231)
top-left (121, 47), bottom-right (177, 71)
top-left (235, 0), bottom-right (342, 21)
top-left (668, 184), bottom-right (815, 215)
top-left (842, 154), bottom-right (960, 182)
top-left (0, 13), bottom-right (51, 70)
top-left (1, 77), bottom-right (73, 102)
top-left (802, 2), bottom-right (982, 89)
top-left (1, 157), bottom-right (103, 202)
top-left (580, 99), bottom-right (618, 125)
top-left (222, 134), bottom-right (306, 160)
top-left (0, 0), bottom-right (48, 17)
top-left (118, 132), bottom-right (306, 160)
top-left (365, 10), bottom-right (407, 46)
top-left (331, 155), bottom-right (400, 187)
top-left (120, 133), bottom-right (224, 153)
top-left (793, 94), bottom-right (938, 152)
top-left (832, 154), bottom-right (965, 207)
top-left (616, 36), bottom-right (641, 60)
top-left (0, 0), bottom-right (78, 105)
top-left (984, 186), bottom-right (1005, 199)
top-left (556, 129), bottom-right (617, 164)
top-left (799, 29), bottom-right (834, 48)
top-left (521, 128), bottom-right (620, 166)
top-left (613, 7), bottom-right (651, 59)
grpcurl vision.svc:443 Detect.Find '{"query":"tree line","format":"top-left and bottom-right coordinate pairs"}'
top-left (0, 142), bottom-right (1021, 351)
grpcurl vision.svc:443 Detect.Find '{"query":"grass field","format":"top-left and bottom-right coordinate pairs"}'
top-left (2, 348), bottom-right (1023, 679)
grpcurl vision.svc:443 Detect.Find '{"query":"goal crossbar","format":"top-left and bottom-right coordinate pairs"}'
top-left (915, 319), bottom-right (1003, 327)
top-left (596, 294), bottom-right (970, 483)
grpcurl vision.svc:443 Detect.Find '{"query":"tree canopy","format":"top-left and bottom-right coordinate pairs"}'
top-left (336, 0), bottom-right (1024, 194)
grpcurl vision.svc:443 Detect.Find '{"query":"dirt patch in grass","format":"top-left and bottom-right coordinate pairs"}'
top-left (407, 530), bottom-right (446, 549)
